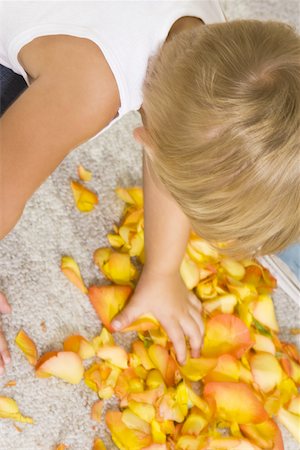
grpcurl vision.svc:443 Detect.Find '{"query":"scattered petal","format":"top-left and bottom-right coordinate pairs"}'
top-left (61, 256), bottom-right (88, 294)
top-left (15, 329), bottom-right (38, 366)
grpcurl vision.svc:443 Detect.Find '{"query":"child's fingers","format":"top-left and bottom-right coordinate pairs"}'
top-left (160, 318), bottom-right (187, 365)
top-left (111, 299), bottom-right (142, 331)
top-left (0, 331), bottom-right (11, 374)
top-left (0, 292), bottom-right (12, 314)
top-left (180, 315), bottom-right (203, 358)
top-left (188, 305), bottom-right (205, 341)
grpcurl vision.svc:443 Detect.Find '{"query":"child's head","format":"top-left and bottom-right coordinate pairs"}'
top-left (138, 19), bottom-right (300, 258)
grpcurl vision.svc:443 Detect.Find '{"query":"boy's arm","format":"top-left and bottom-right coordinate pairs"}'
top-left (0, 48), bottom-right (120, 240)
top-left (112, 150), bottom-right (204, 364)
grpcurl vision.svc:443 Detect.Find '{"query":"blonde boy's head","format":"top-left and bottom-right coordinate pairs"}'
top-left (140, 19), bottom-right (300, 258)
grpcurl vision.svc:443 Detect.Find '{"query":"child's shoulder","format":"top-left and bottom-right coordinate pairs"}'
top-left (18, 34), bottom-right (118, 93)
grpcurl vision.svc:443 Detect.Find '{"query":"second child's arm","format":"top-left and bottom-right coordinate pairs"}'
top-left (0, 44), bottom-right (120, 239)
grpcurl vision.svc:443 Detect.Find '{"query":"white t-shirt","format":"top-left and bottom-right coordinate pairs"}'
top-left (0, 0), bottom-right (226, 140)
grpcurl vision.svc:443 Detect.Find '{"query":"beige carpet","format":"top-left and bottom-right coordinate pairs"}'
top-left (1, 1), bottom-right (299, 449)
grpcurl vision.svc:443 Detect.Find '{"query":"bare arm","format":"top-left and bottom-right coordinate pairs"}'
top-left (142, 151), bottom-right (191, 274)
top-left (112, 148), bottom-right (204, 364)
top-left (0, 50), bottom-right (119, 239)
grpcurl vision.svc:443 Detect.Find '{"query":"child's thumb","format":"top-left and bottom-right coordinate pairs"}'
top-left (111, 304), bottom-right (139, 331)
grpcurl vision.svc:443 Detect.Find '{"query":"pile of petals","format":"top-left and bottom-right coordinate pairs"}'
top-left (7, 183), bottom-right (300, 449)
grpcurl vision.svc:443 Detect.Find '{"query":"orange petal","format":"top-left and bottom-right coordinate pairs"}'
top-left (106, 410), bottom-right (151, 450)
top-left (88, 285), bottom-right (132, 331)
top-left (15, 329), bottom-right (38, 365)
top-left (91, 400), bottom-right (103, 422)
top-left (63, 335), bottom-right (95, 359)
top-left (0, 396), bottom-right (33, 423)
top-left (203, 382), bottom-right (268, 424)
top-left (92, 438), bottom-right (106, 450)
top-left (157, 388), bottom-right (186, 423)
top-left (97, 345), bottom-right (128, 369)
top-left (61, 256), bottom-right (88, 294)
top-left (250, 352), bottom-right (282, 393)
top-left (127, 385), bottom-right (166, 406)
top-left (277, 407), bottom-right (300, 443)
top-left (55, 445), bottom-right (69, 450)
top-left (114, 367), bottom-right (144, 401)
top-left (240, 419), bottom-right (284, 450)
top-left (3, 380), bottom-right (16, 388)
top-left (36, 351), bottom-right (84, 384)
top-left (70, 180), bottom-right (98, 212)
top-left (201, 314), bottom-right (253, 358)
top-left (77, 164), bottom-right (92, 181)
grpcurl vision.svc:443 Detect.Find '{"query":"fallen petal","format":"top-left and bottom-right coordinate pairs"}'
top-left (15, 329), bottom-right (38, 365)
top-left (61, 256), bottom-right (88, 294)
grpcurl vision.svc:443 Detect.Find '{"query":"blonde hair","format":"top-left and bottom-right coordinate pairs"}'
top-left (141, 19), bottom-right (300, 258)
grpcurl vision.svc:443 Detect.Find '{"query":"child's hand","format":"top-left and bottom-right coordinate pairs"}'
top-left (0, 292), bottom-right (12, 374)
top-left (111, 268), bottom-right (204, 365)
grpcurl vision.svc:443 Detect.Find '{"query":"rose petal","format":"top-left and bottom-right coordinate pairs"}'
top-left (0, 396), bottom-right (33, 423)
top-left (106, 410), bottom-right (151, 450)
top-left (36, 351), bottom-right (84, 384)
top-left (63, 335), bottom-right (95, 359)
top-left (77, 164), bottom-right (92, 181)
top-left (70, 180), bottom-right (98, 212)
top-left (97, 345), bottom-right (128, 369)
top-left (277, 407), bottom-right (300, 443)
top-left (250, 352), bottom-right (282, 393)
top-left (61, 256), bottom-right (88, 294)
top-left (203, 382), bottom-right (268, 424)
top-left (92, 437), bottom-right (106, 450)
top-left (15, 329), bottom-right (38, 366)
top-left (88, 285), bottom-right (132, 331)
top-left (91, 400), bottom-right (103, 422)
top-left (201, 314), bottom-right (253, 358)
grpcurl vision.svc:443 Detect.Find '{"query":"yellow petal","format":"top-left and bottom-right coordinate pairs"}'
top-left (151, 419), bottom-right (166, 444)
top-left (132, 341), bottom-right (155, 370)
top-left (92, 328), bottom-right (115, 352)
top-left (63, 335), bottom-right (95, 359)
top-left (70, 180), bottom-right (98, 212)
top-left (220, 259), bottom-right (245, 280)
top-left (288, 395), bottom-right (300, 415)
top-left (128, 400), bottom-right (155, 423)
top-left (249, 295), bottom-right (279, 332)
top-left (277, 407), bottom-right (300, 443)
top-left (179, 356), bottom-right (217, 381)
top-left (250, 352), bottom-right (282, 393)
top-left (122, 408), bottom-right (151, 435)
top-left (61, 256), bottom-right (88, 294)
top-left (15, 329), bottom-right (38, 365)
top-left (55, 444), bottom-right (69, 450)
top-left (181, 412), bottom-right (208, 435)
top-left (180, 255), bottom-right (200, 290)
top-left (115, 187), bottom-right (143, 207)
top-left (253, 333), bottom-right (276, 355)
top-left (202, 294), bottom-right (237, 315)
top-left (77, 164), bottom-right (92, 181)
top-left (97, 345), bottom-right (128, 369)
top-left (36, 351), bottom-right (84, 384)
top-left (106, 410), bottom-right (151, 450)
top-left (91, 400), bottom-right (103, 422)
top-left (0, 396), bottom-right (33, 423)
top-left (107, 233), bottom-right (125, 249)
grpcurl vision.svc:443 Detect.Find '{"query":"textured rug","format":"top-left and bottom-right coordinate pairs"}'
top-left (0, 1), bottom-right (299, 449)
